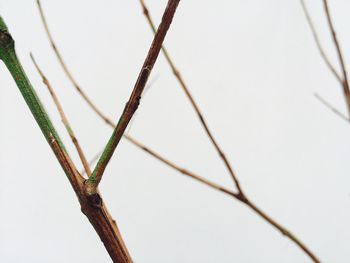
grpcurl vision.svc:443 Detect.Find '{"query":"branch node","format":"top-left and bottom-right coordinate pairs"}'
top-left (87, 192), bottom-right (103, 208)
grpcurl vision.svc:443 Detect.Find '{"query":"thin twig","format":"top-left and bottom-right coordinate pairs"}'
top-left (123, 136), bottom-right (312, 263)
top-left (323, 0), bottom-right (350, 117)
top-left (139, 0), bottom-right (242, 194)
top-left (300, 0), bottom-right (342, 84)
top-left (314, 93), bottom-right (349, 122)
top-left (36, 0), bottom-right (112, 125)
top-left (98, 132), bottom-right (318, 262)
top-left (30, 53), bottom-right (92, 177)
top-left (123, 136), bottom-right (238, 197)
top-left (86, 0), bottom-right (181, 193)
top-left (128, 134), bottom-right (320, 262)
top-left (242, 199), bottom-right (320, 263)
top-left (300, 0), bottom-right (349, 123)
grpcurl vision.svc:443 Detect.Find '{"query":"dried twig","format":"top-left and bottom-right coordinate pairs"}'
top-left (300, 0), bottom-right (342, 83)
top-left (139, 0), bottom-right (242, 193)
top-left (30, 53), bottom-right (92, 177)
top-left (122, 136), bottom-right (238, 197)
top-left (301, 0), bottom-right (350, 119)
top-left (36, 0), bottom-right (188, 186)
top-left (322, 0), bottom-right (350, 117)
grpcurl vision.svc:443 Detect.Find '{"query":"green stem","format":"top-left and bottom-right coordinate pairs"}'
top-left (86, 0), bottom-right (180, 193)
top-left (3, 50), bottom-right (66, 147)
top-left (0, 16), bottom-right (83, 191)
top-left (0, 18), bottom-right (63, 148)
top-left (0, 16), bottom-right (133, 262)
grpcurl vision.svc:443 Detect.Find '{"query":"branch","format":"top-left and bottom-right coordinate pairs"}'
top-left (35, 2), bottom-right (320, 261)
top-left (323, 0), bottom-right (350, 117)
top-left (300, 0), bottom-right (350, 125)
top-left (0, 16), bottom-right (132, 263)
top-left (36, 0), bottom-right (195, 194)
top-left (122, 136), bottom-right (236, 196)
top-left (37, 0), bottom-right (181, 192)
top-left (30, 53), bottom-right (92, 177)
top-left (35, 0), bottom-right (208, 194)
top-left (300, 0), bottom-right (342, 83)
top-left (139, 0), bottom-right (243, 194)
top-left (0, 17), bottom-right (83, 188)
top-left (138, 2), bottom-right (320, 262)
top-left (126, 138), bottom-right (320, 262)
top-left (35, 0), bottom-right (168, 163)
top-left (86, 0), bottom-right (181, 194)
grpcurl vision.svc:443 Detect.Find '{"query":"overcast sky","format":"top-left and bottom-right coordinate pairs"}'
top-left (0, 0), bottom-right (350, 262)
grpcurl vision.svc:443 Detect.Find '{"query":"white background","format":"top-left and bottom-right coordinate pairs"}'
top-left (0, 0), bottom-right (349, 262)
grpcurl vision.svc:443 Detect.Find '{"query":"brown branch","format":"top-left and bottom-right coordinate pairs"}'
top-left (300, 0), bottom-right (342, 83)
top-left (48, 133), bottom-right (85, 196)
top-left (50, 133), bottom-right (132, 262)
top-left (35, 1), bottom-right (320, 261)
top-left (322, 0), bottom-right (350, 117)
top-left (79, 192), bottom-right (132, 263)
top-left (86, 0), bottom-right (181, 193)
top-left (52, 135), bottom-right (132, 262)
top-left (139, 0), bottom-right (242, 194)
top-left (30, 53), bottom-right (92, 177)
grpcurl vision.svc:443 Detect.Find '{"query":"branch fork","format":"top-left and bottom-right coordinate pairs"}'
top-left (0, 0), bottom-right (181, 261)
